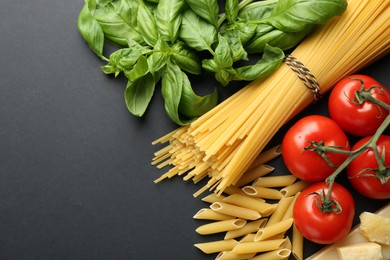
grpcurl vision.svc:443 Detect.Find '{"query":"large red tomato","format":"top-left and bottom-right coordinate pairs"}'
top-left (328, 74), bottom-right (390, 136)
top-left (282, 115), bottom-right (350, 181)
top-left (293, 182), bottom-right (355, 244)
top-left (347, 135), bottom-right (390, 199)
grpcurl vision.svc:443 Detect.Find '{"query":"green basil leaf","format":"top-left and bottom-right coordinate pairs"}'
top-left (161, 63), bottom-right (193, 125)
top-left (147, 52), bottom-right (168, 74)
top-left (137, 0), bottom-right (159, 46)
top-left (245, 24), bottom-right (315, 53)
top-left (225, 0), bottom-right (239, 24)
top-left (264, 0), bottom-right (348, 32)
top-left (101, 48), bottom-right (142, 76)
top-left (124, 55), bottom-right (149, 82)
top-left (78, 2), bottom-right (105, 58)
top-left (238, 0), bottom-right (277, 20)
top-left (234, 44), bottom-right (284, 81)
top-left (179, 9), bottom-right (217, 52)
top-left (214, 67), bottom-right (237, 87)
top-left (234, 21), bottom-right (257, 45)
top-left (185, 0), bottom-right (219, 28)
top-left (222, 30), bottom-right (248, 62)
top-left (170, 42), bottom-right (201, 75)
top-left (214, 34), bottom-right (233, 68)
top-left (88, 0), bottom-right (144, 46)
top-left (156, 0), bottom-right (185, 43)
top-left (124, 73), bottom-right (155, 117)
top-left (179, 74), bottom-right (218, 118)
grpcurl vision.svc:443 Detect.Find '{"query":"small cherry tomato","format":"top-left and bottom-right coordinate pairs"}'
top-left (293, 182), bottom-right (355, 244)
top-left (282, 115), bottom-right (350, 181)
top-left (328, 74), bottom-right (390, 136)
top-left (347, 135), bottom-right (390, 199)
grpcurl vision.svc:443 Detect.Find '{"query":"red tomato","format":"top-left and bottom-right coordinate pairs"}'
top-left (347, 135), bottom-right (390, 199)
top-left (328, 74), bottom-right (390, 136)
top-left (282, 115), bottom-right (350, 181)
top-left (293, 182), bottom-right (355, 244)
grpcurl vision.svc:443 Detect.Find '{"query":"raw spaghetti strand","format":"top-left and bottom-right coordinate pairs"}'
top-left (152, 0), bottom-right (390, 196)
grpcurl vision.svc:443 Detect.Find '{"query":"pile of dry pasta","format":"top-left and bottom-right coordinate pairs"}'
top-left (152, 0), bottom-right (390, 197)
top-left (192, 146), bottom-right (311, 259)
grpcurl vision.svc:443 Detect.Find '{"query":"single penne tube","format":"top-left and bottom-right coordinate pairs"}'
top-left (281, 192), bottom-right (300, 220)
top-left (232, 239), bottom-right (287, 254)
top-left (242, 186), bottom-right (284, 200)
top-left (280, 180), bottom-right (311, 197)
top-left (250, 248), bottom-right (291, 260)
top-left (239, 233), bottom-right (256, 243)
top-left (248, 145), bottom-right (282, 170)
top-left (211, 202), bottom-right (261, 220)
top-left (234, 164), bottom-right (274, 187)
top-left (201, 193), bottom-right (226, 204)
top-left (194, 239), bottom-right (238, 254)
top-left (266, 196), bottom-right (294, 226)
top-left (284, 236), bottom-right (292, 250)
top-left (225, 219), bottom-right (268, 240)
top-left (195, 219), bottom-right (247, 235)
top-left (255, 218), bottom-right (294, 241)
top-left (222, 185), bottom-right (248, 196)
top-left (223, 194), bottom-right (272, 213)
top-left (292, 223), bottom-right (304, 260)
top-left (216, 250), bottom-right (256, 260)
top-left (193, 208), bottom-right (233, 221)
top-left (253, 175), bottom-right (297, 188)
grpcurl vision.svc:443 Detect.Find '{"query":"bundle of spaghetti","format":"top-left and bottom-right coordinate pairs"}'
top-left (152, 0), bottom-right (390, 196)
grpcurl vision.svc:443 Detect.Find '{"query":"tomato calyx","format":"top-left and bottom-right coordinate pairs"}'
top-left (307, 187), bottom-right (342, 214)
top-left (349, 147), bottom-right (390, 185)
top-left (304, 140), bottom-right (349, 168)
top-left (350, 167), bottom-right (390, 185)
top-left (348, 77), bottom-right (390, 112)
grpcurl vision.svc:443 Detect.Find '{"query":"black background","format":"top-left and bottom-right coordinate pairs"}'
top-left (0, 1), bottom-right (389, 259)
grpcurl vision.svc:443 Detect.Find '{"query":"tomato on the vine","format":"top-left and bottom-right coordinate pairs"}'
top-left (328, 74), bottom-right (390, 136)
top-left (293, 182), bottom-right (355, 244)
top-left (347, 135), bottom-right (390, 199)
top-left (282, 115), bottom-right (350, 181)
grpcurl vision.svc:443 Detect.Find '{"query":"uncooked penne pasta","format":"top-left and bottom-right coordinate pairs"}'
top-left (201, 193), bottom-right (226, 204)
top-left (196, 219), bottom-right (246, 235)
top-left (281, 192), bottom-right (300, 220)
top-left (292, 223), bottom-right (304, 260)
top-left (248, 145), bottom-right (282, 170)
top-left (193, 208), bottom-right (233, 221)
top-left (232, 239), bottom-right (287, 254)
top-left (234, 164), bottom-right (274, 187)
top-left (223, 194), bottom-right (271, 213)
top-left (251, 248), bottom-right (291, 260)
top-left (194, 239), bottom-right (238, 254)
top-left (280, 180), bottom-right (311, 197)
top-left (225, 219), bottom-right (268, 240)
top-left (216, 250), bottom-right (256, 260)
top-left (240, 233), bottom-right (257, 243)
top-left (242, 186), bottom-right (284, 200)
top-left (255, 218), bottom-right (294, 241)
top-left (266, 196), bottom-right (294, 226)
top-left (253, 175), bottom-right (297, 188)
top-left (222, 185), bottom-right (249, 196)
top-left (211, 202), bottom-right (261, 220)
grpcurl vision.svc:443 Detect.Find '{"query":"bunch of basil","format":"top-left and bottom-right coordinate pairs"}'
top-left (78, 0), bottom-right (347, 125)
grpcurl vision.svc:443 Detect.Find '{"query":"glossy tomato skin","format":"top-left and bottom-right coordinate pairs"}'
top-left (347, 135), bottom-right (390, 199)
top-left (293, 182), bottom-right (355, 244)
top-left (282, 115), bottom-right (350, 181)
top-left (328, 74), bottom-right (390, 136)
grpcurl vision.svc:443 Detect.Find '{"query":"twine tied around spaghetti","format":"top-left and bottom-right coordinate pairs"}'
top-left (284, 54), bottom-right (322, 102)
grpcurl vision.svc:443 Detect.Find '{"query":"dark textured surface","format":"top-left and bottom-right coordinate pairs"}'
top-left (0, 1), bottom-right (389, 259)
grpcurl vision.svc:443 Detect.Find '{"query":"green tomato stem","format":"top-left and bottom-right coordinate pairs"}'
top-left (325, 113), bottom-right (390, 192)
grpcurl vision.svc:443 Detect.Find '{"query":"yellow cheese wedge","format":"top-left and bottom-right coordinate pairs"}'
top-left (360, 212), bottom-right (390, 246)
top-left (337, 242), bottom-right (382, 260)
